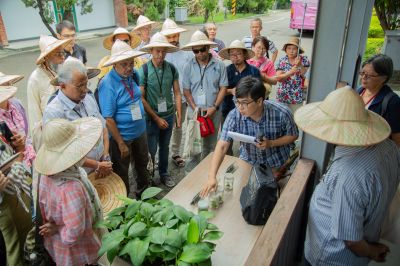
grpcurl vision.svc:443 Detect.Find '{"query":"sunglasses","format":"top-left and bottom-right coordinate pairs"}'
top-left (192, 47), bottom-right (208, 54)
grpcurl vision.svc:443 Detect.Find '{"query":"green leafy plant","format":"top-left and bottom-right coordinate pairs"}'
top-left (97, 187), bottom-right (223, 266)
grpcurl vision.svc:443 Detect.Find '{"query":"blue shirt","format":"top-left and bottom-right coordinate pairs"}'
top-left (98, 68), bottom-right (146, 141)
top-left (222, 63), bottom-right (260, 117)
top-left (220, 100), bottom-right (298, 168)
top-left (305, 140), bottom-right (400, 266)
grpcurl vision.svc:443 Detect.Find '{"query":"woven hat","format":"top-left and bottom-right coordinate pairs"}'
top-left (160, 18), bottom-right (187, 36)
top-left (219, 40), bottom-right (255, 60)
top-left (140, 32), bottom-right (180, 53)
top-left (36, 35), bottom-right (72, 65)
top-left (35, 117), bottom-right (103, 175)
top-left (294, 86), bottom-right (391, 146)
top-left (282, 37), bottom-right (304, 54)
top-left (103, 27), bottom-right (141, 50)
top-left (132, 15), bottom-right (159, 32)
top-left (0, 86), bottom-right (17, 103)
top-left (103, 39), bottom-right (146, 67)
top-left (88, 172), bottom-right (127, 215)
top-left (181, 30), bottom-right (217, 51)
top-left (0, 72), bottom-right (24, 86)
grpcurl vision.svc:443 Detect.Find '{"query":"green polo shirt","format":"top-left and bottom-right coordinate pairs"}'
top-left (139, 60), bottom-right (178, 119)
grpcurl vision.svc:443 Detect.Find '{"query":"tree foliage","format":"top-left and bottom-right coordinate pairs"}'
top-left (224, 0), bottom-right (274, 14)
top-left (125, 0), bottom-right (166, 21)
top-left (202, 0), bottom-right (218, 23)
top-left (374, 0), bottom-right (400, 31)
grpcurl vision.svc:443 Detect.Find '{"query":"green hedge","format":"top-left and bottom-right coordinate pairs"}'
top-left (368, 14), bottom-right (384, 38)
top-left (364, 37), bottom-right (384, 60)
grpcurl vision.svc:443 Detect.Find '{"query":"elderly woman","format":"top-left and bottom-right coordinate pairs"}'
top-left (275, 37), bottom-right (310, 113)
top-left (204, 22), bottom-right (225, 53)
top-left (357, 54), bottom-right (400, 146)
top-left (36, 117), bottom-right (103, 265)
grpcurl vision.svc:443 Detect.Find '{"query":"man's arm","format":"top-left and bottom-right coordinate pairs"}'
top-left (139, 85), bottom-right (168, 129)
top-left (205, 86), bottom-right (227, 118)
top-left (183, 89), bottom-right (197, 110)
top-left (105, 117), bottom-right (129, 158)
top-left (345, 240), bottom-right (390, 262)
top-left (102, 127), bottom-right (110, 157)
top-left (256, 135), bottom-right (298, 149)
top-left (172, 80), bottom-right (182, 128)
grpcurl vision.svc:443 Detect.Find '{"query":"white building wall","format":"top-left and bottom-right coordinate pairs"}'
top-left (75, 0), bottom-right (115, 31)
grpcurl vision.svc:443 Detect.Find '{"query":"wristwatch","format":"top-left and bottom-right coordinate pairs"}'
top-left (213, 103), bottom-right (219, 111)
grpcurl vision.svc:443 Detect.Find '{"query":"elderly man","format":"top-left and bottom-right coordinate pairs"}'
top-left (27, 35), bottom-right (71, 135)
top-left (182, 30), bottom-right (228, 159)
top-left (294, 87), bottom-right (400, 265)
top-left (56, 20), bottom-right (87, 64)
top-left (161, 18), bottom-right (192, 168)
top-left (139, 33), bottom-right (182, 188)
top-left (201, 76), bottom-right (298, 197)
top-left (43, 57), bottom-right (112, 176)
top-left (242, 18), bottom-right (278, 63)
top-left (98, 40), bottom-right (149, 196)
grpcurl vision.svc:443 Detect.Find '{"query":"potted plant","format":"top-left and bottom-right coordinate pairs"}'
top-left (97, 187), bottom-right (223, 266)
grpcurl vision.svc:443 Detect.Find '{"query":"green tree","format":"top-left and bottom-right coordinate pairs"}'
top-left (224, 0), bottom-right (273, 14)
top-left (21, 0), bottom-right (93, 37)
top-left (374, 0), bottom-right (400, 31)
top-left (202, 0), bottom-right (218, 22)
top-left (125, 0), bottom-right (166, 21)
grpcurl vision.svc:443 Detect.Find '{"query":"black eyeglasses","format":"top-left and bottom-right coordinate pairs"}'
top-left (192, 47), bottom-right (208, 54)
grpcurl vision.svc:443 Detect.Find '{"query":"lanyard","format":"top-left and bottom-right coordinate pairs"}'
top-left (360, 89), bottom-right (377, 106)
top-left (72, 102), bottom-right (88, 118)
top-left (196, 59), bottom-right (210, 90)
top-left (122, 77), bottom-right (135, 100)
top-left (151, 61), bottom-right (165, 95)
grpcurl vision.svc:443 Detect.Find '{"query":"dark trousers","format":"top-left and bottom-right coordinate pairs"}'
top-left (110, 132), bottom-right (150, 194)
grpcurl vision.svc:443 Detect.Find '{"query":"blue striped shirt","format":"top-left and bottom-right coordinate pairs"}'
top-left (305, 140), bottom-right (400, 266)
top-left (220, 100), bottom-right (298, 168)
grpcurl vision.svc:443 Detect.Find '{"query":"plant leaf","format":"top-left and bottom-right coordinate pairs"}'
top-left (107, 215), bottom-right (124, 230)
top-left (124, 218), bottom-right (136, 235)
top-left (98, 229), bottom-right (125, 258)
top-left (141, 187), bottom-right (163, 200)
top-left (140, 202), bottom-right (155, 219)
top-left (107, 246), bottom-right (120, 264)
top-left (107, 206), bottom-right (126, 217)
top-left (179, 243), bottom-right (211, 263)
top-left (163, 244), bottom-right (179, 255)
top-left (187, 218), bottom-right (199, 244)
top-left (203, 241), bottom-right (216, 251)
top-left (150, 226), bottom-right (167, 245)
top-left (206, 223), bottom-right (219, 230)
top-left (125, 200), bottom-right (141, 218)
top-left (173, 205), bottom-right (193, 223)
top-left (158, 198), bottom-right (174, 207)
top-left (127, 238), bottom-right (149, 266)
top-left (116, 194), bottom-right (136, 205)
top-left (165, 229), bottom-right (181, 248)
top-left (203, 231), bottom-right (224, 241)
top-left (199, 211), bottom-right (215, 220)
top-left (164, 251), bottom-right (176, 261)
top-left (178, 224), bottom-right (188, 242)
top-left (166, 218), bottom-right (179, 229)
top-left (149, 243), bottom-right (164, 253)
top-left (192, 215), bottom-right (207, 236)
top-left (128, 222), bottom-right (147, 238)
top-left (177, 261), bottom-right (191, 266)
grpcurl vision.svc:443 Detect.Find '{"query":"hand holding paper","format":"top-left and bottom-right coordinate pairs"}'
top-left (227, 131), bottom-right (259, 144)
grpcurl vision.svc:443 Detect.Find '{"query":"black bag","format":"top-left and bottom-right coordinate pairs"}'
top-left (239, 164), bottom-right (278, 225)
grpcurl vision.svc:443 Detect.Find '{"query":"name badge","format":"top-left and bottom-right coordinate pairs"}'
top-left (158, 97), bottom-right (167, 113)
top-left (130, 102), bottom-right (142, 121)
top-left (197, 90), bottom-right (206, 106)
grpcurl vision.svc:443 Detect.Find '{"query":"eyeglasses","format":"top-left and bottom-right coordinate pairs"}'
top-left (359, 71), bottom-right (380, 80)
top-left (61, 33), bottom-right (76, 38)
top-left (192, 47), bottom-right (208, 54)
top-left (233, 99), bottom-right (255, 108)
top-left (54, 51), bottom-right (66, 57)
top-left (229, 52), bottom-right (243, 58)
top-left (120, 39), bottom-right (130, 44)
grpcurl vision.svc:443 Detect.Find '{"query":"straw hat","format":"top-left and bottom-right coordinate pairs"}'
top-left (181, 30), bottom-right (218, 51)
top-left (0, 72), bottom-right (24, 86)
top-left (36, 35), bottom-right (72, 65)
top-left (35, 117), bottom-right (103, 175)
top-left (282, 37), bottom-right (304, 54)
top-left (88, 172), bottom-right (127, 215)
top-left (160, 18), bottom-right (187, 36)
top-left (219, 40), bottom-right (255, 60)
top-left (294, 86), bottom-right (391, 146)
top-left (140, 32), bottom-right (180, 54)
top-left (103, 27), bottom-right (141, 50)
top-left (0, 86), bottom-right (17, 103)
top-left (132, 15), bottom-right (159, 32)
top-left (103, 39), bottom-right (147, 67)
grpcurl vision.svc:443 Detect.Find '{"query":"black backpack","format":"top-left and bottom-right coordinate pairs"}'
top-left (239, 164), bottom-right (278, 225)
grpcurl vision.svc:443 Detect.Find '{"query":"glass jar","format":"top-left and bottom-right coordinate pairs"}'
top-left (224, 173), bottom-right (234, 191)
top-left (198, 199), bottom-right (209, 212)
top-left (216, 185), bottom-right (224, 205)
top-left (209, 191), bottom-right (220, 209)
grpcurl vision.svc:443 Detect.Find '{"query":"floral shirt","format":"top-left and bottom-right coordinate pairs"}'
top-left (276, 55), bottom-right (310, 104)
top-left (247, 57), bottom-right (276, 77)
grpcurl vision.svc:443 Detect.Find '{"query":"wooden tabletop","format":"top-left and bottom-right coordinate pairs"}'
top-left (165, 153), bottom-right (264, 266)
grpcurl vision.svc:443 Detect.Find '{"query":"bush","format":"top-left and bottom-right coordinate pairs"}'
top-left (364, 37), bottom-right (384, 60)
top-left (145, 5), bottom-right (160, 21)
top-left (369, 14), bottom-right (385, 38)
top-left (224, 0), bottom-right (274, 14)
top-left (126, 0), bottom-right (166, 22)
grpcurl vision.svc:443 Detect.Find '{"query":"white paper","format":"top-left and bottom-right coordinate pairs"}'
top-left (227, 131), bottom-right (258, 144)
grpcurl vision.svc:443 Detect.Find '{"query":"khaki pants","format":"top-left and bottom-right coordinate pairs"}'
top-left (170, 103), bottom-right (188, 157)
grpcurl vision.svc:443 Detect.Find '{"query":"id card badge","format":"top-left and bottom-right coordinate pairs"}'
top-left (130, 102), bottom-right (142, 121)
top-left (197, 90), bottom-right (206, 106)
top-left (157, 97), bottom-right (167, 113)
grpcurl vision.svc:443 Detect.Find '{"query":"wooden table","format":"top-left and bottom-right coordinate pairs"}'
top-left (165, 154), bottom-right (264, 266)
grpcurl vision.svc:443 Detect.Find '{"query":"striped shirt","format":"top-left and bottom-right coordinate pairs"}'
top-left (220, 100), bottom-right (298, 168)
top-left (242, 35), bottom-right (278, 56)
top-left (305, 140), bottom-right (400, 266)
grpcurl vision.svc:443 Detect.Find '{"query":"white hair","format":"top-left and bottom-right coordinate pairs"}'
top-left (57, 57), bottom-right (86, 84)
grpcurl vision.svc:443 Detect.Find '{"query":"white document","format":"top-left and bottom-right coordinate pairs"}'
top-left (227, 131), bottom-right (259, 144)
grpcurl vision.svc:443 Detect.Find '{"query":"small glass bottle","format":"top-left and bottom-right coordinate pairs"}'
top-left (224, 173), bottom-right (234, 191)
top-left (198, 199), bottom-right (209, 212)
top-left (209, 191), bottom-right (220, 209)
top-left (216, 185), bottom-right (224, 206)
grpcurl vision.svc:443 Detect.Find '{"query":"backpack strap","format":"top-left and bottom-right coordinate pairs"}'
top-left (381, 90), bottom-right (396, 117)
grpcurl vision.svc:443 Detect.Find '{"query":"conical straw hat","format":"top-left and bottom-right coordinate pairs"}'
top-left (88, 171), bottom-right (127, 216)
top-left (181, 30), bottom-right (217, 51)
top-left (36, 35), bottom-right (72, 65)
top-left (132, 15), bottom-right (159, 32)
top-left (160, 18), bottom-right (187, 36)
top-left (103, 40), bottom-right (146, 67)
top-left (35, 117), bottom-right (103, 175)
top-left (103, 27), bottom-right (141, 50)
top-left (0, 72), bottom-right (24, 86)
top-left (294, 86), bottom-right (391, 146)
top-left (0, 86), bottom-right (17, 103)
top-left (140, 32), bottom-right (180, 53)
top-left (219, 40), bottom-right (255, 60)
top-left (282, 37), bottom-right (304, 54)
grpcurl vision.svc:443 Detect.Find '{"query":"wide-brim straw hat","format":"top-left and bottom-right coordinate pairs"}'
top-left (88, 172), bottom-right (127, 215)
top-left (35, 117), bottom-right (103, 175)
top-left (219, 40), bottom-right (255, 60)
top-left (181, 30), bottom-right (218, 51)
top-left (133, 15), bottom-right (159, 32)
top-left (0, 72), bottom-right (24, 86)
top-left (140, 32), bottom-right (180, 53)
top-left (103, 39), bottom-right (147, 67)
top-left (0, 86), bottom-right (18, 103)
top-left (103, 27), bottom-right (141, 50)
top-left (36, 35), bottom-right (72, 65)
top-left (160, 18), bottom-right (187, 36)
top-left (294, 86), bottom-right (391, 146)
top-left (282, 37), bottom-right (304, 54)
top-left (50, 67), bottom-right (101, 86)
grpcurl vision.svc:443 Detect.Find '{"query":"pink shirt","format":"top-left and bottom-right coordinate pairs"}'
top-left (247, 57), bottom-right (276, 77)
